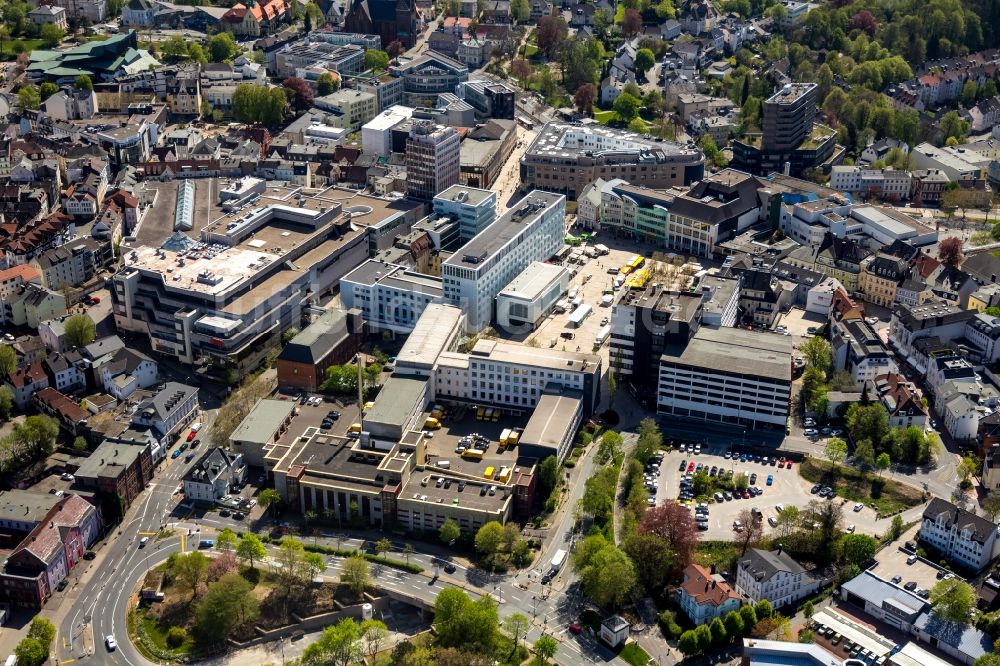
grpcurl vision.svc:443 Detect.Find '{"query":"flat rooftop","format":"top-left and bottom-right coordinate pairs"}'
top-left (470, 339), bottom-right (600, 374)
top-left (395, 303), bottom-right (463, 369)
top-left (434, 184), bottom-right (494, 207)
top-left (662, 327), bottom-right (792, 381)
top-left (364, 375), bottom-right (428, 428)
top-left (519, 393), bottom-right (581, 448)
top-left (498, 261), bottom-right (568, 301)
top-left (766, 82), bottom-right (817, 105)
top-left (230, 399), bottom-right (295, 446)
top-left (342, 260), bottom-right (443, 294)
top-left (526, 121), bottom-right (702, 162)
top-left (444, 191), bottom-right (563, 269)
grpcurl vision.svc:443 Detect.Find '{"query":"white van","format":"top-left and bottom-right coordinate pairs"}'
top-left (6, 654), bottom-right (18, 666)
top-left (436, 460), bottom-right (451, 469)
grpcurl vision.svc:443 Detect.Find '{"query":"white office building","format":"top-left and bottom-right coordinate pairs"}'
top-left (657, 327), bottom-right (792, 428)
top-left (339, 260), bottom-right (443, 334)
top-left (442, 191), bottom-right (565, 332)
top-left (432, 185), bottom-right (497, 243)
top-left (361, 105), bottom-right (414, 158)
top-left (495, 261), bottom-right (569, 332)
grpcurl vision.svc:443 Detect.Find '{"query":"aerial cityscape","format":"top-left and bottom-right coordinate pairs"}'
top-left (0, 0), bottom-right (999, 664)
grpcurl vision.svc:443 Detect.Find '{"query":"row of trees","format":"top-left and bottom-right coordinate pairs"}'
top-left (474, 520), bottom-right (531, 570)
top-left (301, 616), bottom-right (390, 666)
top-left (14, 617), bottom-right (56, 666)
top-left (679, 600), bottom-right (778, 655)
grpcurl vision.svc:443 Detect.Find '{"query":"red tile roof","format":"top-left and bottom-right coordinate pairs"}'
top-left (34, 387), bottom-right (89, 423)
top-left (680, 564), bottom-right (740, 607)
top-left (17, 494), bottom-right (94, 565)
top-left (0, 264), bottom-right (41, 285)
top-left (7, 362), bottom-right (46, 389)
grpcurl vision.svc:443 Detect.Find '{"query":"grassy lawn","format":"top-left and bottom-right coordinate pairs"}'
top-left (798, 458), bottom-right (924, 516)
top-left (695, 540), bottom-right (740, 573)
top-left (130, 608), bottom-right (195, 661)
top-left (524, 44), bottom-right (539, 58)
top-left (0, 38), bottom-right (43, 60)
top-left (621, 642), bottom-right (652, 666)
top-left (594, 110), bottom-right (617, 124)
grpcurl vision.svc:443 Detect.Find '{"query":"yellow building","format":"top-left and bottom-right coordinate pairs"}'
top-left (859, 254), bottom-right (908, 307)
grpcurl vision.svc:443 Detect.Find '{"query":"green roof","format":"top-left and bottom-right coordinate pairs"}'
top-left (26, 30), bottom-right (158, 80)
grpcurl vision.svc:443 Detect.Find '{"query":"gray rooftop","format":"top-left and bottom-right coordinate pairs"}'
top-left (433, 184), bottom-right (494, 207)
top-left (444, 191), bottom-right (564, 269)
top-left (498, 261), bottom-right (568, 302)
top-left (75, 440), bottom-right (146, 481)
top-left (738, 548), bottom-right (806, 582)
top-left (0, 490), bottom-right (62, 524)
top-left (663, 327), bottom-right (792, 381)
top-left (230, 399), bottom-right (296, 446)
top-left (839, 571), bottom-right (926, 618)
top-left (519, 393), bottom-right (582, 450)
top-left (278, 308), bottom-right (354, 366)
top-left (364, 375), bottom-right (429, 429)
top-left (136, 382), bottom-right (198, 422)
top-left (395, 304), bottom-right (464, 370)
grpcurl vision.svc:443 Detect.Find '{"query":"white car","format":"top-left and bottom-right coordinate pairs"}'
top-left (106, 635), bottom-right (117, 651)
top-left (854, 502), bottom-right (864, 512)
top-left (804, 428), bottom-right (818, 437)
top-left (847, 525), bottom-right (856, 533)
top-left (865, 317), bottom-right (879, 325)
top-left (775, 504), bottom-right (784, 513)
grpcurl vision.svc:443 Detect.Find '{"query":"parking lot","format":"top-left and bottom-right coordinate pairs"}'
top-left (658, 446), bottom-right (882, 539)
top-left (422, 407), bottom-right (532, 481)
top-left (869, 526), bottom-right (947, 596)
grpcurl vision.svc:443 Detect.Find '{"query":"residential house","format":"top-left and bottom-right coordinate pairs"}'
top-left (32, 387), bottom-right (88, 434)
top-left (0, 494), bottom-right (101, 607)
top-left (29, 5), bottom-right (68, 29)
top-left (94, 347), bottom-right (158, 401)
top-left (41, 353), bottom-right (85, 394)
top-left (864, 373), bottom-right (926, 429)
top-left (4, 362), bottom-right (49, 411)
top-left (921, 497), bottom-right (1000, 572)
top-left (131, 382), bottom-right (199, 438)
top-left (31, 237), bottom-right (110, 291)
top-left (677, 563), bottom-right (741, 624)
top-left (830, 318), bottom-right (898, 388)
top-left (221, 0), bottom-right (291, 37)
top-left (735, 547), bottom-right (822, 608)
top-left (183, 447), bottom-right (246, 504)
top-left (738, 269), bottom-right (788, 328)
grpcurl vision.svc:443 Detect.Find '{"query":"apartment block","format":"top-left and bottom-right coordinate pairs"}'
top-left (920, 497), bottom-right (1000, 572)
top-left (405, 121), bottom-right (460, 201)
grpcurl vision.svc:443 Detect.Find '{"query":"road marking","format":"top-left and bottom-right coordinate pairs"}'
top-left (179, 533), bottom-right (185, 553)
top-left (137, 531), bottom-right (158, 536)
top-left (61, 660), bottom-right (75, 664)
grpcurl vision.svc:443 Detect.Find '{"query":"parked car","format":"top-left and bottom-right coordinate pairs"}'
top-left (106, 636), bottom-right (117, 651)
top-left (766, 474), bottom-right (774, 486)
top-left (568, 623), bottom-right (582, 635)
top-left (854, 502), bottom-right (864, 512)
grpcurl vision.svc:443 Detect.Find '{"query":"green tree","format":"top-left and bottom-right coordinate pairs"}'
top-left (340, 555), bottom-right (371, 597)
top-left (503, 613), bottom-right (530, 658)
top-left (39, 82), bottom-right (58, 101)
top-left (823, 437), bottom-right (847, 469)
top-left (534, 634), bottom-right (558, 663)
top-left (305, 1), bottom-right (325, 29)
top-left (439, 517), bottom-right (461, 545)
top-left (215, 528), bottom-right (238, 552)
top-left (0, 345), bottom-right (16, 379)
top-left (39, 23), bottom-right (64, 47)
top-left (194, 573), bottom-right (259, 642)
top-left (930, 579), bottom-right (975, 623)
top-left (475, 521), bottom-right (504, 560)
top-left (678, 630), bottom-right (700, 655)
top-left (511, 0), bottom-right (529, 21)
top-left (303, 617), bottom-right (360, 666)
top-left (28, 617), bottom-right (55, 649)
top-left (962, 80), bottom-right (978, 105)
top-left (958, 456), bottom-right (978, 482)
top-left (597, 430), bottom-right (623, 463)
top-left (74, 74), bottom-right (93, 91)
top-left (695, 624), bottom-right (713, 652)
top-left (258, 488), bottom-right (281, 517)
top-left (317, 71), bottom-right (339, 95)
top-left (64, 314), bottom-right (96, 349)
top-left (73, 436), bottom-right (88, 452)
top-left (171, 551), bottom-right (210, 599)
top-left (740, 604), bottom-right (758, 629)
top-left (433, 588), bottom-right (499, 650)
top-left (13, 638), bottom-right (47, 666)
top-left (755, 599), bottom-right (773, 619)
top-left (374, 537), bottom-right (392, 557)
top-left (538, 455), bottom-right (559, 494)
top-left (634, 48), bottom-right (655, 77)
top-left (840, 533), bottom-right (878, 567)
top-left (724, 610), bottom-right (745, 638)
top-left (613, 92), bottom-right (642, 121)
top-left (854, 438), bottom-right (875, 469)
top-left (578, 542), bottom-right (636, 607)
top-left (940, 110), bottom-right (969, 143)
top-left (803, 601), bottom-right (815, 619)
top-left (0, 386), bottom-right (14, 420)
top-left (845, 403), bottom-right (890, 449)
top-left (800, 336), bottom-right (833, 374)
top-left (364, 49), bottom-right (390, 72)
top-left (359, 619), bottom-right (388, 658)
top-left (888, 515), bottom-right (905, 541)
top-left (17, 84), bottom-right (41, 112)
top-left (236, 532), bottom-right (266, 569)
top-left (875, 452), bottom-right (891, 477)
top-left (710, 617), bottom-right (728, 644)
top-left (160, 35), bottom-right (189, 60)
top-left (208, 32), bottom-right (239, 62)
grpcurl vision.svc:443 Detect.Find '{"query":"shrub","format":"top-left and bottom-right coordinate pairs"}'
top-left (659, 609), bottom-right (683, 638)
top-left (166, 626), bottom-right (187, 648)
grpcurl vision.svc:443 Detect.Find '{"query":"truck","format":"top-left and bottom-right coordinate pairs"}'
top-left (550, 549), bottom-right (567, 574)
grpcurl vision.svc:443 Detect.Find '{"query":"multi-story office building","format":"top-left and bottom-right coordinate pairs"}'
top-left (732, 83), bottom-right (837, 177)
top-left (829, 166), bottom-right (914, 202)
top-left (362, 105), bottom-right (415, 158)
top-left (313, 89), bottom-right (378, 132)
top-left (389, 51), bottom-right (469, 101)
top-left (920, 497), bottom-right (1000, 572)
top-left (520, 122), bottom-right (705, 199)
top-left (274, 42), bottom-right (365, 79)
top-left (495, 261), bottom-right (569, 331)
top-left (353, 74), bottom-right (405, 113)
top-left (610, 286), bottom-right (702, 386)
top-left (658, 327), bottom-right (792, 428)
top-left (888, 300), bottom-right (976, 366)
top-left (460, 119), bottom-right (518, 189)
top-left (458, 79), bottom-right (516, 119)
top-left (405, 121), bottom-right (460, 201)
top-left (762, 83), bottom-right (817, 153)
top-left (339, 260), bottom-right (443, 334)
top-left (435, 339), bottom-right (602, 415)
top-left (735, 547), bottom-right (822, 608)
top-left (442, 191), bottom-right (565, 332)
top-left (432, 184), bottom-right (496, 243)
top-left (111, 192), bottom-right (375, 375)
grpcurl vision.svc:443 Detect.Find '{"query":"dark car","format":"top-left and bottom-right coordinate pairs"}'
top-left (560, 332), bottom-right (574, 340)
top-left (57, 579), bottom-right (68, 591)
top-left (723, 492), bottom-right (733, 501)
top-left (904, 581), bottom-right (918, 591)
top-left (83, 550), bottom-right (96, 560)
top-left (220, 509), bottom-right (231, 517)
top-left (233, 512), bottom-right (245, 520)
top-left (327, 411), bottom-right (341, 420)
top-left (321, 420), bottom-right (334, 429)
top-left (679, 460), bottom-right (687, 471)
top-left (568, 622), bottom-right (582, 635)
top-left (542, 571), bottom-right (554, 584)
top-left (443, 563), bottom-right (457, 574)
top-left (190, 439), bottom-right (199, 449)
top-left (811, 484), bottom-right (822, 494)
